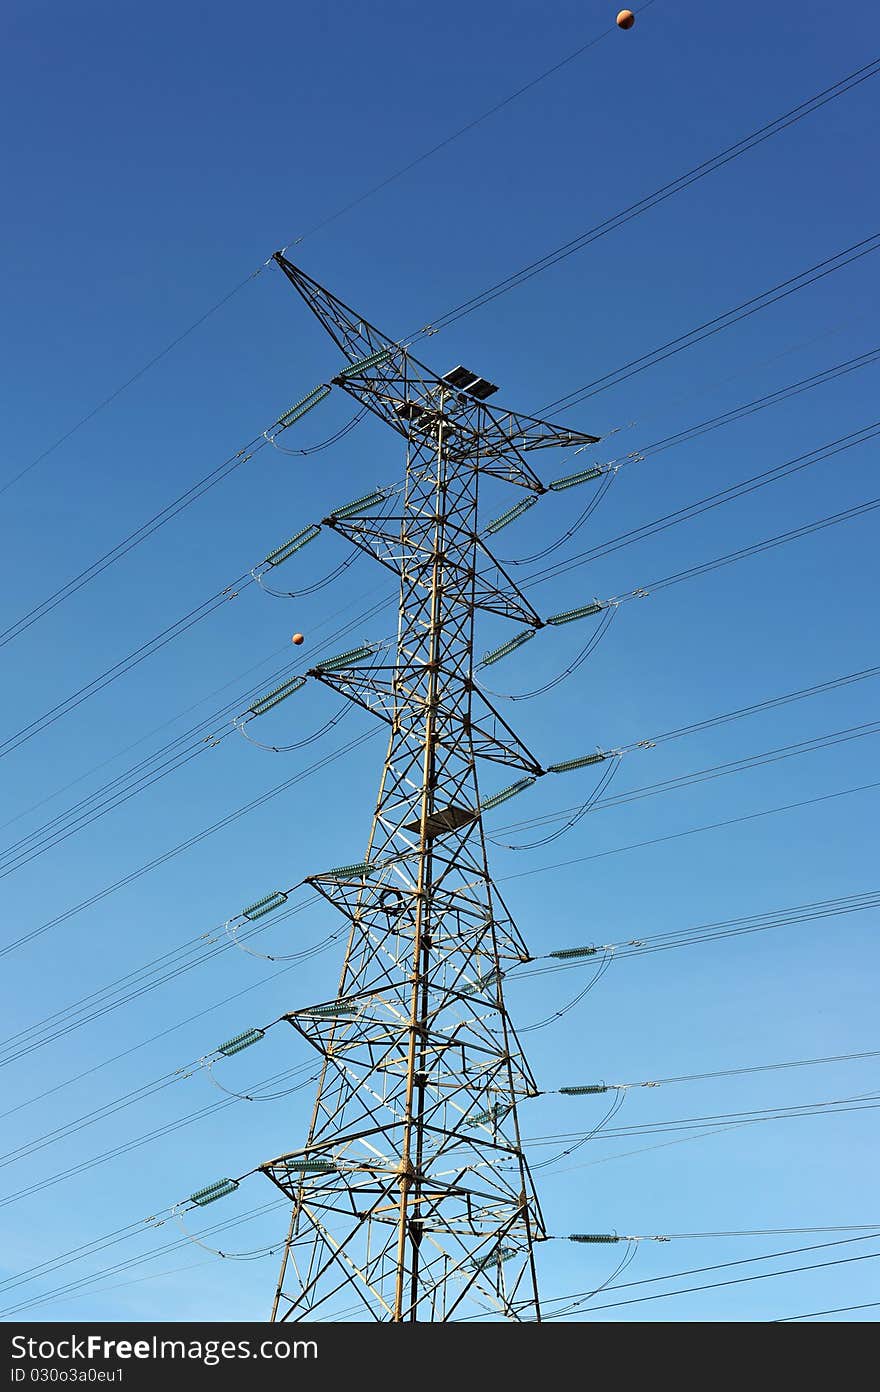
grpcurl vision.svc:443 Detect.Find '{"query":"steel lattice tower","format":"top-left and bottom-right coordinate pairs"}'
top-left (261, 257), bottom-right (599, 1322)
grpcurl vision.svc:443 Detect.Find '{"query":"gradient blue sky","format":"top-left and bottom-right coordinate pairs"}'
top-left (1, 0), bottom-right (878, 1323)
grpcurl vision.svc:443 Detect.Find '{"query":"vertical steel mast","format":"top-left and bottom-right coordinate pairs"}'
top-left (261, 256), bottom-right (599, 1322)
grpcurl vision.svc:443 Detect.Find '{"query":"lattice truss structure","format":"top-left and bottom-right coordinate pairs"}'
top-left (261, 257), bottom-right (599, 1322)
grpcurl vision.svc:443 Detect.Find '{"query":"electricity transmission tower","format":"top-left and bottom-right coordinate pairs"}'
top-left (261, 256), bottom-right (599, 1323)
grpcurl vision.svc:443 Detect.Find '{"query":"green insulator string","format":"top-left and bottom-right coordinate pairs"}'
top-left (547, 751), bottom-right (610, 774)
top-left (314, 643), bottom-right (380, 673)
top-left (203, 1054), bottom-right (320, 1105)
top-left (255, 552), bottom-right (361, 601)
top-left (326, 488), bottom-right (389, 521)
top-left (478, 777), bottom-right (537, 813)
top-left (477, 604), bottom-right (617, 702)
top-left (217, 1029), bottom-right (266, 1056)
top-left (262, 525), bottom-right (323, 568)
top-left (546, 600), bottom-right (608, 625)
top-left (241, 891), bottom-right (289, 921)
top-left (480, 627), bottom-right (539, 668)
top-left (224, 887), bottom-right (347, 963)
top-left (549, 465), bottom-right (608, 492)
top-left (173, 1180), bottom-right (286, 1262)
top-left (189, 1178), bottom-right (239, 1207)
top-left (532, 1088), bottom-right (626, 1169)
top-left (338, 346), bottom-right (395, 377)
top-left (247, 676), bottom-right (308, 718)
top-left (282, 1157), bottom-right (337, 1174)
top-left (488, 753), bottom-right (620, 850)
top-left (253, 487), bottom-right (399, 600)
top-left (485, 494), bottom-right (541, 535)
top-left (296, 1000), bottom-right (359, 1018)
top-left (265, 404), bottom-right (370, 457)
top-left (558, 1083), bottom-right (610, 1095)
top-left (235, 701), bottom-right (354, 756)
top-left (508, 469), bottom-right (618, 565)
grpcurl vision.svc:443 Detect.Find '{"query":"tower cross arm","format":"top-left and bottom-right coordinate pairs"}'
top-left (273, 255), bottom-right (601, 491)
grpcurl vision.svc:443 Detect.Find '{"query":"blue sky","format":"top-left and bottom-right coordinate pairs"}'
top-left (0, 0), bottom-right (878, 1322)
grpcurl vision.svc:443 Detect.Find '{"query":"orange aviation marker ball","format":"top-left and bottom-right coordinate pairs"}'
top-left (617, 9), bottom-right (635, 28)
top-left (291, 633), bottom-right (305, 646)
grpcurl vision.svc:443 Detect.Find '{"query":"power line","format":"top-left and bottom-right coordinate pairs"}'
top-left (9, 28), bottom-right (869, 516)
top-left (0, 1213), bottom-right (177, 1298)
top-left (0, 639), bottom-right (294, 836)
top-left (282, 8), bottom-right (654, 250)
top-left (620, 346), bottom-right (880, 460)
top-left (538, 233), bottom-right (880, 415)
top-left (0, 438), bottom-right (262, 647)
top-left (11, 401), bottom-right (870, 780)
top-left (548, 1114), bottom-right (869, 1177)
top-left (564, 884), bottom-right (877, 956)
top-left (4, 660), bottom-right (871, 974)
top-left (0, 725), bottom-right (378, 961)
top-left (0, 322), bottom-right (268, 503)
top-left (5, 725), bottom-right (876, 1063)
top-left (10, 1203), bottom-right (879, 1324)
top-left (0, 1062), bottom-right (319, 1213)
top-left (5, 46), bottom-right (874, 1325)
top-left (0, 1198), bottom-right (289, 1315)
top-left (606, 495), bottom-right (880, 597)
top-left (651, 1226), bottom-right (880, 1239)
top-left (8, 786), bottom-right (876, 1132)
top-left (773, 1298), bottom-right (880, 1321)
top-left (6, 893), bottom-right (876, 1194)
top-left (537, 1231), bottom-right (880, 1317)
top-left (0, 1058), bottom-right (319, 1186)
top-left (5, 1209), bottom-right (876, 1323)
top-left (522, 889), bottom-right (880, 973)
top-left (550, 1045), bottom-right (880, 1093)
top-left (0, 592), bottom-right (392, 880)
top-left (1, 8), bottom-right (648, 499)
top-left (6, 952), bottom-right (876, 1284)
top-left (0, 482), bottom-right (400, 765)
top-left (0, 403), bottom-right (375, 651)
top-left (507, 347), bottom-right (880, 567)
top-left (5, 60), bottom-right (876, 670)
top-left (492, 720), bottom-right (880, 847)
top-left (630, 665), bottom-right (880, 751)
top-left (4, 472), bottom-right (875, 884)
top-left (528, 1089), bottom-right (880, 1147)
top-left (550, 1247), bottom-right (880, 1318)
top-left (17, 1221), bottom-right (872, 1321)
top-left (519, 421), bottom-right (880, 582)
top-left (0, 576), bottom-right (251, 762)
top-left (527, 480), bottom-right (880, 591)
top-left (0, 883), bottom-right (320, 1056)
top-left (0, 889), bottom-right (331, 1067)
top-left (6, 222), bottom-right (871, 704)
top-left (0, 943), bottom-right (319, 1127)
top-left (486, 661), bottom-right (880, 847)
top-left (5, 775), bottom-right (874, 1110)
top-left (499, 777), bottom-right (880, 884)
top-left (417, 60), bottom-right (880, 337)
top-left (38, 1254), bottom-right (217, 1310)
